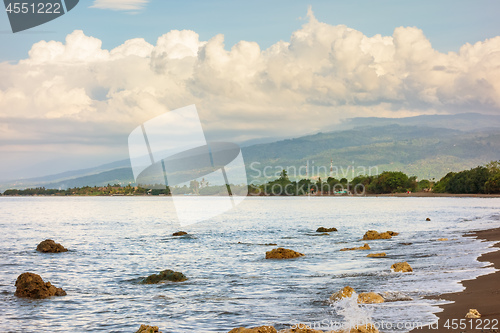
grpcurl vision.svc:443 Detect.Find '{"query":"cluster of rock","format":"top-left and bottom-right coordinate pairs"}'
top-left (362, 230), bottom-right (399, 240)
top-left (340, 243), bottom-right (370, 251)
top-left (136, 324), bottom-right (162, 333)
top-left (140, 269), bottom-right (188, 284)
top-left (36, 239), bottom-right (68, 253)
top-left (265, 248), bottom-right (305, 259)
top-left (15, 272), bottom-right (66, 299)
top-left (316, 227), bottom-right (338, 233)
top-left (329, 286), bottom-right (384, 304)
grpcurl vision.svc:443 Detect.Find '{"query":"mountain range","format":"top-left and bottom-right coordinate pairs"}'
top-left (2, 113), bottom-right (500, 191)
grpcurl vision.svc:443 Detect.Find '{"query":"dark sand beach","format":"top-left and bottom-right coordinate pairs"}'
top-left (412, 228), bottom-right (500, 332)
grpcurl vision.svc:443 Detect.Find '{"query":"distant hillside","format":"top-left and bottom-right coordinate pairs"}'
top-left (242, 125), bottom-right (500, 181)
top-left (2, 113), bottom-right (500, 191)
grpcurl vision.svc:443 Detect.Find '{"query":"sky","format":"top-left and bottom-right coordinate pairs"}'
top-left (1, 0), bottom-right (500, 181)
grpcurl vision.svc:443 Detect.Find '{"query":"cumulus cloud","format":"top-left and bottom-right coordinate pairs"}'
top-left (1, 8), bottom-right (500, 177)
top-left (90, 0), bottom-right (149, 11)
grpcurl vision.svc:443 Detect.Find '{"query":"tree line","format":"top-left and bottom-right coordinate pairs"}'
top-left (2, 161), bottom-right (500, 196)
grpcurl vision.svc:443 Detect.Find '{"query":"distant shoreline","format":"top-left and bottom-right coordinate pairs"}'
top-left (2, 193), bottom-right (500, 198)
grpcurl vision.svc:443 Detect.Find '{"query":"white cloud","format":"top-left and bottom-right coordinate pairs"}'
top-left (1, 8), bottom-right (500, 174)
top-left (90, 0), bottom-right (149, 11)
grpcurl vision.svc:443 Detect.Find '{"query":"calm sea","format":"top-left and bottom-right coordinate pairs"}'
top-left (0, 196), bottom-right (499, 332)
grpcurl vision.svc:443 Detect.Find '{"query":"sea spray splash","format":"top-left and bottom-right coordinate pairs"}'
top-left (330, 292), bottom-right (374, 332)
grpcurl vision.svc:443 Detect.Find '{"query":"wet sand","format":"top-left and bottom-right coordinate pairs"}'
top-left (412, 228), bottom-right (500, 332)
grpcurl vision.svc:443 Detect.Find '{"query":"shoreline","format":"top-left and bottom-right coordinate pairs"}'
top-left (411, 227), bottom-right (500, 332)
top-left (2, 193), bottom-right (500, 198)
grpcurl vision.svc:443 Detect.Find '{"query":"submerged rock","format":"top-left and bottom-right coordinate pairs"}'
top-left (391, 262), bottom-right (413, 273)
top-left (380, 291), bottom-right (413, 302)
top-left (340, 243), bottom-right (370, 251)
top-left (465, 309), bottom-right (481, 319)
top-left (36, 239), bottom-right (68, 253)
top-left (141, 270), bottom-right (188, 284)
top-left (136, 325), bottom-right (162, 333)
top-left (229, 326), bottom-right (277, 333)
top-left (330, 286), bottom-right (355, 302)
top-left (265, 248), bottom-right (304, 259)
top-left (358, 292), bottom-right (384, 304)
top-left (362, 230), bottom-right (398, 240)
top-left (172, 231), bottom-right (188, 236)
top-left (367, 252), bottom-right (386, 257)
top-left (316, 227), bottom-right (337, 233)
top-left (437, 238), bottom-right (448, 241)
top-left (15, 272), bottom-right (66, 299)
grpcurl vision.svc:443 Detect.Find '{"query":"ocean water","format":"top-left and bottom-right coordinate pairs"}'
top-left (0, 196), bottom-right (499, 333)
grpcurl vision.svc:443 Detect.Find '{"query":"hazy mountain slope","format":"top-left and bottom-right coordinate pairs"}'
top-left (3, 113), bottom-right (500, 191)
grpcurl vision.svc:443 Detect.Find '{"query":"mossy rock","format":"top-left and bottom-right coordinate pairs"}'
top-left (141, 270), bottom-right (188, 284)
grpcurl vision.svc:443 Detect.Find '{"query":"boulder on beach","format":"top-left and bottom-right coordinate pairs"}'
top-left (141, 269), bottom-right (188, 284)
top-left (330, 286), bottom-right (355, 302)
top-left (362, 230), bottom-right (398, 240)
top-left (265, 248), bottom-right (304, 259)
top-left (172, 231), bottom-right (188, 236)
top-left (340, 243), bottom-right (370, 251)
top-left (358, 292), bottom-right (384, 304)
top-left (391, 262), bottom-right (413, 273)
top-left (15, 272), bottom-right (66, 299)
top-left (136, 325), bottom-right (162, 333)
top-left (228, 326), bottom-right (277, 333)
top-left (367, 252), bottom-right (386, 257)
top-left (316, 227), bottom-right (337, 233)
top-left (465, 309), bottom-right (481, 319)
top-left (36, 239), bottom-right (68, 253)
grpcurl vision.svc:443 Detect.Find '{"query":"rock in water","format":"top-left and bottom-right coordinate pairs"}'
top-left (465, 309), bottom-right (481, 318)
top-left (15, 272), bottom-right (66, 299)
top-left (36, 239), bottom-right (68, 253)
top-left (141, 270), bottom-right (188, 284)
top-left (278, 327), bottom-right (324, 332)
top-left (136, 325), bottom-right (162, 333)
top-left (316, 227), bottom-right (337, 232)
top-left (330, 286), bottom-right (355, 302)
top-left (362, 230), bottom-right (398, 240)
top-left (380, 291), bottom-right (413, 302)
top-left (367, 252), bottom-right (386, 257)
top-left (349, 324), bottom-right (379, 333)
top-left (340, 243), bottom-right (371, 251)
top-left (358, 292), bottom-right (384, 304)
top-left (265, 248), bottom-right (304, 259)
top-left (437, 238), bottom-right (448, 241)
top-left (426, 218), bottom-right (431, 221)
top-left (228, 326), bottom-right (277, 333)
top-left (172, 231), bottom-right (188, 236)
top-left (391, 262), bottom-right (413, 273)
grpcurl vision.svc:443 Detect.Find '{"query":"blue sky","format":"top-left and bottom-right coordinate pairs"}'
top-left (1, 0), bottom-right (500, 181)
top-left (2, 0), bottom-right (500, 61)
